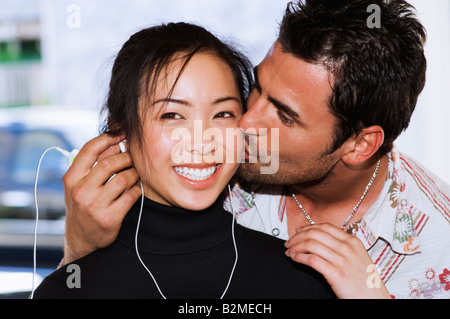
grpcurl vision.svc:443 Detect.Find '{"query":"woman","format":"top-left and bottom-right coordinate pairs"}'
top-left (33, 22), bottom-right (334, 299)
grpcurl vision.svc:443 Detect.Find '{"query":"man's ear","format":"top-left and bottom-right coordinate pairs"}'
top-left (341, 125), bottom-right (384, 165)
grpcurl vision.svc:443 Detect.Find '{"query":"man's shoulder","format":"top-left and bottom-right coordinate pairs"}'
top-left (395, 151), bottom-right (450, 193)
top-left (391, 150), bottom-right (450, 221)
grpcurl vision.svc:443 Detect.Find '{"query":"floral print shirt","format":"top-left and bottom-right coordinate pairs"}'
top-left (224, 147), bottom-right (450, 299)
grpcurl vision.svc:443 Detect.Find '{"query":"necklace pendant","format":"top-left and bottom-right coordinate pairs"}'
top-left (288, 158), bottom-right (381, 230)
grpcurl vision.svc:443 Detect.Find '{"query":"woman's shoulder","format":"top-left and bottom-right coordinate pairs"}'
top-left (32, 242), bottom-right (132, 299)
top-left (230, 224), bottom-right (335, 298)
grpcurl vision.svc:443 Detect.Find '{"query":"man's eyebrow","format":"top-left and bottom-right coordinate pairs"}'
top-left (268, 96), bottom-right (300, 120)
top-left (253, 66), bottom-right (300, 120)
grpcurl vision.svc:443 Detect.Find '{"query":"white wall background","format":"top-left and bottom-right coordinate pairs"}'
top-left (395, 0), bottom-right (450, 184)
top-left (38, 0), bottom-right (288, 110)
top-left (3, 0), bottom-right (449, 183)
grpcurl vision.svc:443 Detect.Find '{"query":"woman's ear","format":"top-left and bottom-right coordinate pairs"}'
top-left (341, 125), bottom-right (384, 165)
top-left (107, 117), bottom-right (121, 135)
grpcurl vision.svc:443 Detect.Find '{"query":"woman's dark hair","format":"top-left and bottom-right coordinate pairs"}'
top-left (279, 0), bottom-right (427, 154)
top-left (102, 22), bottom-right (253, 146)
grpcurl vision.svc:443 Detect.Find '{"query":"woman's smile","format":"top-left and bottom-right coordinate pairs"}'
top-left (173, 164), bottom-right (223, 190)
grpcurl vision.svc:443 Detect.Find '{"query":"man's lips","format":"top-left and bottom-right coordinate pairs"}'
top-left (244, 144), bottom-right (258, 161)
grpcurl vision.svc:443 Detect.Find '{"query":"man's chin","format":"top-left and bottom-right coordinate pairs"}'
top-left (236, 162), bottom-right (286, 185)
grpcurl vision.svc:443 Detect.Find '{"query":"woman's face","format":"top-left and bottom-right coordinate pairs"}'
top-left (130, 52), bottom-right (244, 210)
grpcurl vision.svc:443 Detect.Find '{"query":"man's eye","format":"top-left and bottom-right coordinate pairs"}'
top-left (214, 112), bottom-right (234, 119)
top-left (277, 110), bottom-right (295, 127)
top-left (160, 113), bottom-right (182, 120)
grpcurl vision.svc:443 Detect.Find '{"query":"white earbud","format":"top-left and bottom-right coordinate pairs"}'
top-left (55, 147), bottom-right (79, 165)
top-left (119, 140), bottom-right (127, 153)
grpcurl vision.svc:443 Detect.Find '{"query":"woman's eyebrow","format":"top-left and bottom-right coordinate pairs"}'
top-left (152, 98), bottom-right (191, 106)
top-left (213, 96), bottom-right (241, 105)
top-left (152, 96), bottom-right (240, 107)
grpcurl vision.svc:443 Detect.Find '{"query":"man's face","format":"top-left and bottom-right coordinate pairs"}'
top-left (238, 41), bottom-right (344, 185)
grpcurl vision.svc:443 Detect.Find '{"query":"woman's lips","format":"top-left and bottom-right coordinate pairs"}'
top-left (174, 165), bottom-right (217, 181)
top-left (173, 164), bottom-right (222, 189)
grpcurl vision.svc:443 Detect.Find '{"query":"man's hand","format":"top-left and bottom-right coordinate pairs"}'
top-left (62, 133), bottom-right (141, 264)
top-left (284, 223), bottom-right (391, 299)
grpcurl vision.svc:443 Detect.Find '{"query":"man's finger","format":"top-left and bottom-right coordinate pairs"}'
top-left (102, 167), bottom-right (140, 204)
top-left (70, 133), bottom-right (126, 178)
top-left (82, 152), bottom-right (134, 190)
top-left (97, 140), bottom-right (128, 162)
top-left (111, 183), bottom-right (142, 220)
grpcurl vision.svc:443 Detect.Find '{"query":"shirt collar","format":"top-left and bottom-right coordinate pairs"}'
top-left (349, 146), bottom-right (421, 255)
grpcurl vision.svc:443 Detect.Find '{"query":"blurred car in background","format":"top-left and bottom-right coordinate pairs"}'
top-left (0, 106), bottom-right (99, 298)
top-left (0, 106), bottom-right (99, 219)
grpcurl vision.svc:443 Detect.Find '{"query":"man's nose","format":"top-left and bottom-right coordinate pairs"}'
top-left (239, 95), bottom-right (269, 134)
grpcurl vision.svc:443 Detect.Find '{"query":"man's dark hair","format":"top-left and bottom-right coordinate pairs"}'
top-left (103, 22), bottom-right (253, 147)
top-left (279, 0), bottom-right (427, 154)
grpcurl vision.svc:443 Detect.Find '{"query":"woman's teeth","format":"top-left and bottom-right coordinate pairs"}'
top-left (174, 166), bottom-right (217, 181)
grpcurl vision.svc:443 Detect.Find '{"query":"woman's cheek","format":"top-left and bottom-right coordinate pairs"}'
top-left (168, 128), bottom-right (193, 165)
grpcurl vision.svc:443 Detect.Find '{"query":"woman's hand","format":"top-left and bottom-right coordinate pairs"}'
top-left (62, 133), bottom-right (141, 264)
top-left (285, 223), bottom-right (392, 299)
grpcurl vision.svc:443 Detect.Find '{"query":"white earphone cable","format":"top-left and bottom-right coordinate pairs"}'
top-left (30, 147), bottom-right (60, 299)
top-left (31, 146), bottom-right (238, 299)
top-left (134, 181), bottom-right (167, 299)
top-left (134, 182), bottom-right (239, 299)
top-left (30, 146), bottom-right (78, 299)
top-left (221, 183), bottom-right (239, 299)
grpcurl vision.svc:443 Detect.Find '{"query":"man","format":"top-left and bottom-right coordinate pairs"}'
top-left (62, 0), bottom-right (450, 298)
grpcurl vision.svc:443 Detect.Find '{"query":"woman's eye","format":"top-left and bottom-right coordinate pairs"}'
top-left (214, 112), bottom-right (234, 119)
top-left (160, 113), bottom-right (182, 120)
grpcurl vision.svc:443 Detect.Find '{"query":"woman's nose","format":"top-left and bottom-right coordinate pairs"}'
top-left (186, 121), bottom-right (219, 162)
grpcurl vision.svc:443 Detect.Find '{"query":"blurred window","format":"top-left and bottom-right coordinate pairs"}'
top-left (0, 39), bottom-right (41, 63)
top-left (19, 40), bottom-right (41, 61)
top-left (0, 131), bottom-right (15, 182)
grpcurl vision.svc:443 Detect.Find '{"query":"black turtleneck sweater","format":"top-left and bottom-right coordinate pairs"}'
top-left (34, 197), bottom-right (335, 299)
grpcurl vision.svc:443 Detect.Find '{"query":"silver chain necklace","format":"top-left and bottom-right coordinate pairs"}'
top-left (288, 158), bottom-right (381, 230)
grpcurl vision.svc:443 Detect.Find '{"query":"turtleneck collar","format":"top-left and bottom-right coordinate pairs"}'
top-left (117, 195), bottom-right (234, 255)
